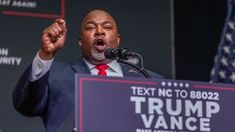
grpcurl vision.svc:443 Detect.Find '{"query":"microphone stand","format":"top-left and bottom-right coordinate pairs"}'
top-left (117, 52), bottom-right (151, 78)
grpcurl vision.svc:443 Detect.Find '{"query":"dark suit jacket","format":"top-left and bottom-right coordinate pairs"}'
top-left (13, 58), bottom-right (163, 132)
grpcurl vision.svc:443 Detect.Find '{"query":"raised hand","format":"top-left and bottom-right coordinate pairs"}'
top-left (39, 19), bottom-right (67, 60)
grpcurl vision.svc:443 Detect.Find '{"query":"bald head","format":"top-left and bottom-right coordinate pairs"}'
top-left (81, 9), bottom-right (118, 31)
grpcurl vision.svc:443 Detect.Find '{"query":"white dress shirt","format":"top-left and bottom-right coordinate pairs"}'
top-left (30, 53), bottom-right (123, 81)
top-left (30, 52), bottom-right (54, 81)
top-left (83, 58), bottom-right (123, 77)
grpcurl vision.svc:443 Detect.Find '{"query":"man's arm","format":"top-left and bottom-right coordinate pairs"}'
top-left (13, 63), bottom-right (50, 116)
top-left (13, 19), bottom-right (67, 116)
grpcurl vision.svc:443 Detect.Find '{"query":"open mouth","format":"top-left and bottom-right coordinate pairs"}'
top-left (94, 39), bottom-right (107, 52)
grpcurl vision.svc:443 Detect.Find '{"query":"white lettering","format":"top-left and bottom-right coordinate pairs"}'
top-left (0, 48), bottom-right (8, 56)
top-left (158, 89), bottom-right (172, 97)
top-left (141, 114), bottom-right (154, 128)
top-left (148, 97), bottom-right (163, 114)
top-left (200, 118), bottom-right (210, 131)
top-left (131, 86), bottom-right (156, 96)
top-left (130, 96), bottom-right (146, 114)
top-left (185, 100), bottom-right (203, 117)
top-left (12, 0), bottom-right (37, 8)
top-left (170, 116), bottom-right (183, 130)
top-left (154, 116), bottom-right (168, 129)
top-left (166, 99), bottom-right (182, 116)
top-left (0, 0), bottom-right (11, 6)
top-left (206, 101), bottom-right (220, 118)
top-left (0, 57), bottom-right (22, 66)
top-left (185, 117), bottom-right (197, 131)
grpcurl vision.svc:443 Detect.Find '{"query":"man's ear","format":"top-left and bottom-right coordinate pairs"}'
top-left (117, 33), bottom-right (121, 45)
top-left (78, 37), bottom-right (82, 47)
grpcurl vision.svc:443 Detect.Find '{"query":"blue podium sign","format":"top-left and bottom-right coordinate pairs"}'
top-left (75, 74), bottom-right (235, 132)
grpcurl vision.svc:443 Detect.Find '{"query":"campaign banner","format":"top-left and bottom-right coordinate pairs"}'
top-left (75, 74), bottom-right (235, 132)
top-left (0, 0), bottom-right (65, 18)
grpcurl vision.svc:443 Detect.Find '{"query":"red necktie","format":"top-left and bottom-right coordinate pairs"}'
top-left (96, 64), bottom-right (108, 76)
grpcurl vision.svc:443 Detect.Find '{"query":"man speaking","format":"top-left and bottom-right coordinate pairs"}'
top-left (13, 9), bottom-right (163, 132)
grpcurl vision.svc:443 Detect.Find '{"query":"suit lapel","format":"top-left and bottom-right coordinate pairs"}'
top-left (71, 58), bottom-right (91, 74)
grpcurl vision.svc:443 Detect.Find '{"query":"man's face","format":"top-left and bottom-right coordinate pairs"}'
top-left (79, 10), bottom-right (120, 64)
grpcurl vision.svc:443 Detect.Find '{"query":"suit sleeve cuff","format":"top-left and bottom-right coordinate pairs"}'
top-left (29, 52), bottom-right (54, 81)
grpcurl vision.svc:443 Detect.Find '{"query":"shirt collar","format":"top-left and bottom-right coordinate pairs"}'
top-left (83, 58), bottom-right (120, 73)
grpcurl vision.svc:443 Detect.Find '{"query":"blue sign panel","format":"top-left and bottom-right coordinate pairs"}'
top-left (76, 74), bottom-right (235, 132)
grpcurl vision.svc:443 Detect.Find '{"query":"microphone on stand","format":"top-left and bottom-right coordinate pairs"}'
top-left (104, 48), bottom-right (151, 78)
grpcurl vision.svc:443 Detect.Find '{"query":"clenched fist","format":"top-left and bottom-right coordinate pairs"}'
top-left (39, 19), bottom-right (67, 60)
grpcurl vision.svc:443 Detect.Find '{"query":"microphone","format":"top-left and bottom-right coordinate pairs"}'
top-left (104, 48), bottom-right (136, 60)
top-left (105, 48), bottom-right (151, 78)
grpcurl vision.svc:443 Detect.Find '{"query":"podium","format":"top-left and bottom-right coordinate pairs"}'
top-left (75, 74), bottom-right (235, 132)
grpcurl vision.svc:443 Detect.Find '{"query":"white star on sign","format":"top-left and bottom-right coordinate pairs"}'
top-left (173, 82), bottom-right (178, 87)
top-left (223, 46), bottom-right (230, 54)
top-left (161, 82), bottom-right (166, 86)
top-left (225, 33), bottom-right (233, 42)
top-left (179, 83), bottom-right (184, 87)
top-left (230, 72), bottom-right (235, 82)
top-left (219, 70), bottom-right (226, 79)
top-left (211, 68), bottom-right (215, 75)
top-left (232, 61), bottom-right (235, 68)
top-left (185, 83), bottom-right (189, 88)
top-left (228, 21), bottom-right (235, 30)
top-left (221, 56), bottom-right (228, 66)
top-left (167, 82), bottom-right (172, 87)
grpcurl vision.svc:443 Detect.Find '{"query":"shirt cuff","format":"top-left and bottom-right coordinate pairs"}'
top-left (29, 52), bottom-right (54, 81)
